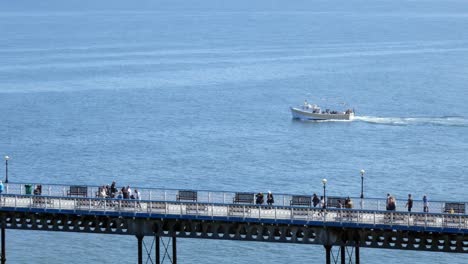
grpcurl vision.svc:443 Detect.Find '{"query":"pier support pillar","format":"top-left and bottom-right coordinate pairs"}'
top-left (324, 245), bottom-right (332, 264)
top-left (137, 235), bottom-right (143, 264)
top-left (341, 246), bottom-right (345, 264)
top-left (355, 243), bottom-right (360, 264)
top-left (155, 235), bottom-right (160, 264)
top-left (172, 235), bottom-right (177, 264)
top-left (1, 226), bottom-right (5, 264)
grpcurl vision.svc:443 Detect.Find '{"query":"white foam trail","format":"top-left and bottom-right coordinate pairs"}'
top-left (354, 116), bottom-right (468, 127)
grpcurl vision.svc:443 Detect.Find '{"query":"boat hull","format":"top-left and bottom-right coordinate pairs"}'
top-left (290, 107), bottom-right (354, 121)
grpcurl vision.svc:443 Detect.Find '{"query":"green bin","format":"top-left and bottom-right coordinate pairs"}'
top-left (25, 184), bottom-right (33, 195)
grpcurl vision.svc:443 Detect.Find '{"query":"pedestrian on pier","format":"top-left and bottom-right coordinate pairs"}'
top-left (386, 193), bottom-right (391, 210)
top-left (33, 185), bottom-right (42, 195)
top-left (423, 195), bottom-right (429, 213)
top-left (320, 196), bottom-right (325, 209)
top-left (405, 194), bottom-right (413, 212)
top-left (255, 192), bottom-right (264, 205)
top-left (388, 196), bottom-right (396, 211)
top-left (134, 189), bottom-right (141, 209)
top-left (0, 181), bottom-right (3, 194)
top-left (312, 193), bottom-right (320, 207)
top-left (110, 181), bottom-right (117, 196)
top-left (267, 191), bottom-right (274, 205)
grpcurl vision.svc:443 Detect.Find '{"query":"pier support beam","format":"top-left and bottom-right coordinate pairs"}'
top-left (355, 243), bottom-right (360, 264)
top-left (324, 245), bottom-right (332, 264)
top-left (137, 235), bottom-right (143, 264)
top-left (341, 246), bottom-right (345, 264)
top-left (1, 226), bottom-right (5, 264)
top-left (172, 236), bottom-right (177, 264)
top-left (155, 235), bottom-right (160, 264)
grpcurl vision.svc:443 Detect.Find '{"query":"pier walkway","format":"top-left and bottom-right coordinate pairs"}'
top-left (0, 182), bottom-right (467, 263)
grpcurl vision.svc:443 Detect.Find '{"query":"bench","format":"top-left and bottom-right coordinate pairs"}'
top-left (233, 192), bottom-right (255, 204)
top-left (176, 190), bottom-right (197, 202)
top-left (228, 205), bottom-right (251, 216)
top-left (67, 186), bottom-right (88, 197)
top-left (327, 196), bottom-right (347, 208)
top-left (444, 202), bottom-right (465, 214)
top-left (290, 195), bottom-right (311, 207)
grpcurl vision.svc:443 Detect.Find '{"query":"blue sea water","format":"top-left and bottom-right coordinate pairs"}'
top-left (0, 0), bottom-right (467, 263)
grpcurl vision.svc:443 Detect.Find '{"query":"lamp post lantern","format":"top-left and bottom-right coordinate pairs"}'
top-left (322, 178), bottom-right (327, 209)
top-left (4, 156), bottom-right (9, 184)
top-left (360, 169), bottom-right (365, 199)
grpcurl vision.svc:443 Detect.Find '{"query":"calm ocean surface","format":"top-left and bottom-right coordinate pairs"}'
top-left (0, 0), bottom-right (467, 263)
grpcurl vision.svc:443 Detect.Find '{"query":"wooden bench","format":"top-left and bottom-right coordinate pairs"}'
top-left (67, 186), bottom-right (88, 197)
top-left (233, 192), bottom-right (255, 204)
top-left (290, 195), bottom-right (311, 207)
top-left (176, 190), bottom-right (197, 202)
top-left (443, 202), bottom-right (465, 214)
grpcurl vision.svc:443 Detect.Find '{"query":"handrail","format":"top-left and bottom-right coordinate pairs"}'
top-left (0, 194), bottom-right (466, 231)
top-left (3, 182), bottom-right (467, 215)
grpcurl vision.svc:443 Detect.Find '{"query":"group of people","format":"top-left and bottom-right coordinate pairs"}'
top-left (387, 193), bottom-right (430, 213)
top-left (98, 181), bottom-right (141, 202)
top-left (255, 191), bottom-right (274, 205)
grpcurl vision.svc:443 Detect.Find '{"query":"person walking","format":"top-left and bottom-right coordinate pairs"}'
top-left (312, 193), bottom-right (320, 207)
top-left (134, 189), bottom-right (141, 209)
top-left (405, 194), bottom-right (413, 212)
top-left (0, 180), bottom-right (4, 194)
top-left (386, 193), bottom-right (391, 210)
top-left (423, 195), bottom-right (429, 213)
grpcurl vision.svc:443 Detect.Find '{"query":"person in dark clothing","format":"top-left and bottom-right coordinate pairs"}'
top-left (405, 194), bottom-right (413, 212)
top-left (312, 193), bottom-right (320, 207)
top-left (266, 191), bottom-right (274, 205)
top-left (110, 181), bottom-right (117, 196)
top-left (33, 185), bottom-right (42, 195)
top-left (255, 192), bottom-right (264, 205)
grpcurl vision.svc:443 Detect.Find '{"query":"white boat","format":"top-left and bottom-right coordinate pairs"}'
top-left (291, 100), bottom-right (354, 121)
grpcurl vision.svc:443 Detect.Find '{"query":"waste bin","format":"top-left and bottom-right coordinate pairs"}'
top-left (25, 184), bottom-right (33, 195)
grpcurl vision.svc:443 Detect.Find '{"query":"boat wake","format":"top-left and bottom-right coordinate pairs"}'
top-left (354, 116), bottom-right (468, 127)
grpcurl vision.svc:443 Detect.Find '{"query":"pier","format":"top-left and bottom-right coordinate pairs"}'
top-left (0, 182), bottom-right (467, 263)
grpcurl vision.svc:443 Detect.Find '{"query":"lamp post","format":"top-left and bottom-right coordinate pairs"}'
top-left (4, 156), bottom-right (9, 184)
top-left (322, 178), bottom-right (327, 209)
top-left (360, 169), bottom-right (365, 199)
